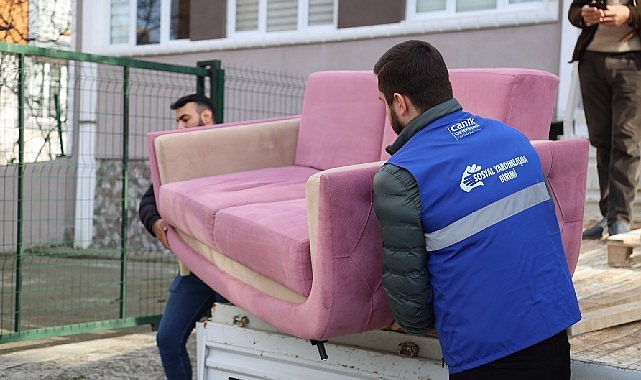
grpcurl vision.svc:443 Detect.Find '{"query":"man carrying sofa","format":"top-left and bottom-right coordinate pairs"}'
top-left (139, 93), bottom-right (227, 380)
top-left (372, 40), bottom-right (581, 379)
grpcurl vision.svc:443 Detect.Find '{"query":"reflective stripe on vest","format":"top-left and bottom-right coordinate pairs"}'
top-left (424, 181), bottom-right (550, 251)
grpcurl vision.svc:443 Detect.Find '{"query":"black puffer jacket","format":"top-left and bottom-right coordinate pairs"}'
top-left (372, 99), bottom-right (463, 335)
top-left (139, 184), bottom-right (160, 237)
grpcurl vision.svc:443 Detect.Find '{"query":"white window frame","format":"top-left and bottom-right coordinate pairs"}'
top-left (227, 0), bottom-right (336, 38)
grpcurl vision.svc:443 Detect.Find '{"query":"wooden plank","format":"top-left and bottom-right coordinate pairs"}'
top-left (606, 229), bottom-right (641, 267)
top-left (607, 229), bottom-right (641, 246)
top-left (570, 300), bottom-right (641, 336)
top-left (607, 245), bottom-right (633, 267)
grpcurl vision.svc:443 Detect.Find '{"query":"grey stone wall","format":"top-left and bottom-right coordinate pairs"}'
top-left (92, 158), bottom-right (171, 258)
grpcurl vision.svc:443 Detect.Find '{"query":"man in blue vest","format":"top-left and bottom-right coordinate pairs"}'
top-left (372, 40), bottom-right (581, 379)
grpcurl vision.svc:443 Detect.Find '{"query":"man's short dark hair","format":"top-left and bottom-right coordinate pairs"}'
top-left (374, 40), bottom-right (453, 113)
top-left (170, 93), bottom-right (216, 117)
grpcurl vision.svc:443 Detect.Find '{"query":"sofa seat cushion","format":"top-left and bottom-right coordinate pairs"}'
top-left (214, 198), bottom-right (312, 296)
top-left (158, 166), bottom-right (320, 248)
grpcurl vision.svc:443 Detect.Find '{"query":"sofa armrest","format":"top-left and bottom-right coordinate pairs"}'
top-left (306, 161), bottom-right (385, 264)
top-left (149, 117), bottom-right (300, 186)
top-left (306, 161), bottom-right (394, 335)
top-left (531, 138), bottom-right (589, 274)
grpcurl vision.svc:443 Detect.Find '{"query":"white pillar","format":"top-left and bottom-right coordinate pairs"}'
top-left (557, 0), bottom-right (583, 138)
top-left (73, 62), bottom-right (97, 249)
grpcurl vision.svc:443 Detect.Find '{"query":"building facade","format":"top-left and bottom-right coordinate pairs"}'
top-left (79, 0), bottom-right (581, 121)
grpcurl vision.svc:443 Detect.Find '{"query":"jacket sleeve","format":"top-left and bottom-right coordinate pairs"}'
top-left (139, 184), bottom-right (160, 237)
top-left (373, 163), bottom-right (434, 335)
top-left (568, 0), bottom-right (590, 28)
top-left (628, 2), bottom-right (641, 28)
top-left (568, 0), bottom-right (641, 27)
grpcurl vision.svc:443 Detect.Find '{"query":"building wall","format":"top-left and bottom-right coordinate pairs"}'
top-left (141, 23), bottom-right (562, 79)
top-left (81, 0), bottom-right (565, 115)
top-left (81, 1), bottom-right (564, 80)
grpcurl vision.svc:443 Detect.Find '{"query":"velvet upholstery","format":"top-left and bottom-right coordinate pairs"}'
top-left (159, 166), bottom-right (318, 249)
top-left (448, 68), bottom-right (559, 140)
top-left (379, 68), bottom-right (561, 156)
top-left (295, 71), bottom-right (387, 170)
top-left (147, 69), bottom-right (587, 341)
top-left (532, 139), bottom-right (589, 274)
top-left (213, 198), bottom-right (312, 296)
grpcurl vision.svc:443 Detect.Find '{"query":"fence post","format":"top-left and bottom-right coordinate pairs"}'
top-left (197, 60), bottom-right (225, 123)
top-left (14, 53), bottom-right (25, 333)
top-left (120, 65), bottom-right (130, 318)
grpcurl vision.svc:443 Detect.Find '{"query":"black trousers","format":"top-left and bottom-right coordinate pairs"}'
top-left (449, 330), bottom-right (570, 380)
top-left (578, 50), bottom-right (641, 224)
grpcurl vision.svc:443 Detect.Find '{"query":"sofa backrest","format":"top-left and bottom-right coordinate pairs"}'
top-left (449, 68), bottom-right (559, 140)
top-left (380, 68), bottom-right (560, 159)
top-left (295, 71), bottom-right (388, 171)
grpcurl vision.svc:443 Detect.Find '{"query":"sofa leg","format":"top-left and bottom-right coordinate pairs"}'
top-left (310, 339), bottom-right (328, 361)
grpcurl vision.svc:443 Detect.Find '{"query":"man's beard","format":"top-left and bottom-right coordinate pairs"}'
top-left (390, 108), bottom-right (404, 135)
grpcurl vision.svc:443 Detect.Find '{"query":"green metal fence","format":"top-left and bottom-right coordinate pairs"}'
top-left (0, 42), bottom-right (307, 343)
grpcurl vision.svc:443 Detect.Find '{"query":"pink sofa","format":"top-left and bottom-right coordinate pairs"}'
top-left (147, 69), bottom-right (589, 341)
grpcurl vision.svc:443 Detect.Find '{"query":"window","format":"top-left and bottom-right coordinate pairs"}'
top-left (137, 0), bottom-right (161, 44)
top-left (408, 0), bottom-right (545, 19)
top-left (230, 0), bottom-right (335, 34)
top-left (457, 0), bottom-right (496, 12)
top-left (267, 0), bottom-right (297, 32)
top-left (416, 0), bottom-right (446, 13)
top-left (110, 0), bottom-right (190, 45)
top-left (308, 0), bottom-right (333, 26)
top-left (110, 0), bottom-right (130, 44)
top-left (235, 0), bottom-right (259, 31)
top-left (171, 0), bottom-right (190, 39)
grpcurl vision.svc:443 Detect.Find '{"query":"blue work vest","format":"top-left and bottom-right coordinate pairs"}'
top-left (388, 110), bottom-right (581, 373)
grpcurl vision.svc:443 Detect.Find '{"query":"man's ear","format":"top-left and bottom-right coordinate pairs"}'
top-left (392, 93), bottom-right (420, 124)
top-left (201, 109), bottom-right (214, 125)
top-left (392, 93), bottom-right (408, 114)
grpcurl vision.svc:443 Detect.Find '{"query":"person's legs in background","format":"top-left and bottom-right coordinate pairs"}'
top-left (579, 52), bottom-right (613, 239)
top-left (605, 52), bottom-right (641, 235)
top-left (156, 272), bottom-right (226, 380)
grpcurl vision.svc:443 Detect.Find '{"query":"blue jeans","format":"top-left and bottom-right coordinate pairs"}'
top-left (156, 272), bottom-right (227, 380)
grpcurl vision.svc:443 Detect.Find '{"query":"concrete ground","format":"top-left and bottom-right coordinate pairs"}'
top-left (0, 326), bottom-right (196, 379)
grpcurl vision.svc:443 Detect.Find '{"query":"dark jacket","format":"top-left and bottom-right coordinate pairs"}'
top-left (568, 0), bottom-right (641, 62)
top-left (139, 184), bottom-right (160, 237)
top-left (372, 99), bottom-right (463, 335)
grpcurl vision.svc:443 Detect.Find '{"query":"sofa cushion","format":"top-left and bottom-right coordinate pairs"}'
top-left (214, 198), bottom-right (312, 296)
top-left (158, 166), bottom-right (319, 248)
top-left (295, 71), bottom-right (388, 171)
